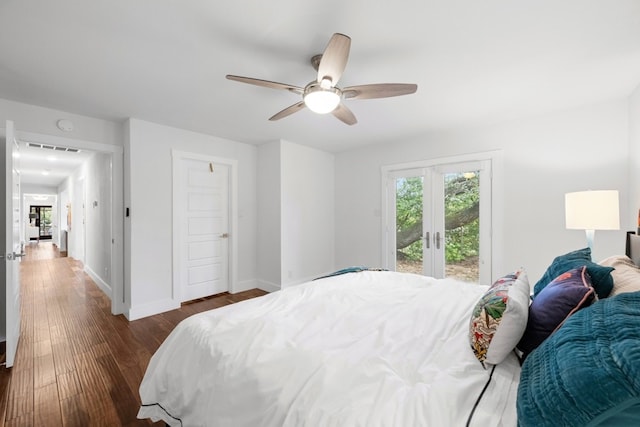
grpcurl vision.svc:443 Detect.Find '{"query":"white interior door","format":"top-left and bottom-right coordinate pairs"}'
top-left (4, 120), bottom-right (22, 368)
top-left (178, 158), bottom-right (230, 302)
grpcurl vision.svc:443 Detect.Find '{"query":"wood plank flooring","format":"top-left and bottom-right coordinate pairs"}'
top-left (0, 242), bottom-right (267, 426)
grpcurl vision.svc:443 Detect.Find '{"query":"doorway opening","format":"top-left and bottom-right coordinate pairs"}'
top-left (28, 205), bottom-right (53, 240)
top-left (14, 128), bottom-right (124, 315)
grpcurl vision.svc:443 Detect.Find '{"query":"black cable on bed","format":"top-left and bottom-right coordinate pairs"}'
top-left (465, 364), bottom-right (497, 427)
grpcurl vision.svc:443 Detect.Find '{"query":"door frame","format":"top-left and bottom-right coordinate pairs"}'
top-left (381, 150), bottom-right (504, 283)
top-left (16, 130), bottom-right (124, 315)
top-left (171, 150), bottom-right (238, 304)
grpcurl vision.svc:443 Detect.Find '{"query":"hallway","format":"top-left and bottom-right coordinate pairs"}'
top-left (0, 242), bottom-right (266, 426)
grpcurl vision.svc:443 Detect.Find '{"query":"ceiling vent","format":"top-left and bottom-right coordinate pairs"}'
top-left (26, 142), bottom-right (81, 153)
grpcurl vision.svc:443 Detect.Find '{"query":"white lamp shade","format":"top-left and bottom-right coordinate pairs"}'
top-left (565, 190), bottom-right (620, 230)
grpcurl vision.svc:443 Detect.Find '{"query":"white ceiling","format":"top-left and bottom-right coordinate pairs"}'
top-left (2, 0), bottom-right (640, 167)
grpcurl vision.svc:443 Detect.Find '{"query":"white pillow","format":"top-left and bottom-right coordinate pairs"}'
top-left (598, 255), bottom-right (640, 296)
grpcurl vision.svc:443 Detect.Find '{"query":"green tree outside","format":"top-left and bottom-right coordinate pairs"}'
top-left (396, 173), bottom-right (479, 264)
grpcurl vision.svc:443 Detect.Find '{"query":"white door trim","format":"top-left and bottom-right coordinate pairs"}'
top-left (171, 150), bottom-right (238, 304)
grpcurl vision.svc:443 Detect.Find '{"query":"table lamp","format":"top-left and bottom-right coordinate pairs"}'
top-left (565, 190), bottom-right (620, 249)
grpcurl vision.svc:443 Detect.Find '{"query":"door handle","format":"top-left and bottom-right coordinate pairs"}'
top-left (424, 231), bottom-right (430, 249)
top-left (434, 232), bottom-right (442, 250)
top-left (220, 233), bottom-right (229, 239)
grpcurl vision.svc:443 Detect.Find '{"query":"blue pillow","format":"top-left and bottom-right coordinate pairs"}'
top-left (517, 291), bottom-right (640, 426)
top-left (532, 248), bottom-right (614, 299)
top-left (518, 266), bottom-right (595, 357)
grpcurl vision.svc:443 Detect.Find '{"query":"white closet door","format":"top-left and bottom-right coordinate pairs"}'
top-left (178, 158), bottom-right (230, 301)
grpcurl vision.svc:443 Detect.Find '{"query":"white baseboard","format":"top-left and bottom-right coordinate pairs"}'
top-left (281, 273), bottom-right (323, 289)
top-left (84, 265), bottom-right (112, 299)
top-left (257, 279), bottom-right (280, 293)
top-left (127, 298), bottom-right (180, 321)
top-left (231, 278), bottom-right (257, 293)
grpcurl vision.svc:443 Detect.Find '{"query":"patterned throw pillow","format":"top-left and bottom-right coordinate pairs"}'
top-left (469, 269), bottom-right (530, 367)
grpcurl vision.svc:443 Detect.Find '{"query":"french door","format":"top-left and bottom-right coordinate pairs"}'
top-left (385, 160), bottom-right (492, 283)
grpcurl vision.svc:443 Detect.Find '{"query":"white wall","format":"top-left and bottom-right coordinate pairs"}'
top-left (257, 141), bottom-right (281, 290)
top-left (335, 100), bottom-right (630, 285)
top-left (125, 118), bottom-right (258, 319)
top-left (280, 140), bottom-right (335, 286)
top-left (3, 95), bottom-right (636, 321)
top-left (22, 183), bottom-right (57, 194)
top-left (84, 152), bottom-right (113, 294)
top-left (0, 98), bottom-right (123, 147)
top-left (256, 140), bottom-right (336, 290)
top-left (629, 84), bottom-right (640, 230)
top-left (57, 166), bottom-right (86, 262)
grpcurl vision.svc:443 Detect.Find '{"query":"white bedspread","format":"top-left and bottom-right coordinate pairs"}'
top-left (138, 271), bottom-right (520, 426)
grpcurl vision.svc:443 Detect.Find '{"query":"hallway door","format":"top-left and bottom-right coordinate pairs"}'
top-left (3, 120), bottom-right (22, 368)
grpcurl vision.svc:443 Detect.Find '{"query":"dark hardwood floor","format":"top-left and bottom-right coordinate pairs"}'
top-left (0, 241), bottom-right (267, 426)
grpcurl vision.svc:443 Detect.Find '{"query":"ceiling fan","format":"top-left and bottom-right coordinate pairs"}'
top-left (226, 33), bottom-right (418, 125)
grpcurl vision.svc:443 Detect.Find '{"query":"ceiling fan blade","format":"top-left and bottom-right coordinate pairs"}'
top-left (342, 83), bottom-right (418, 100)
top-left (226, 75), bottom-right (303, 94)
top-left (269, 101), bottom-right (306, 121)
top-left (317, 33), bottom-right (351, 86)
top-left (331, 103), bottom-right (357, 126)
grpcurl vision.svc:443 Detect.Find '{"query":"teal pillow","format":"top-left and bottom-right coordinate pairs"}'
top-left (517, 292), bottom-right (640, 426)
top-left (532, 248), bottom-right (614, 299)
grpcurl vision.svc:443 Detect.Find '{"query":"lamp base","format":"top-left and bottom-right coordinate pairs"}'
top-left (585, 229), bottom-right (595, 250)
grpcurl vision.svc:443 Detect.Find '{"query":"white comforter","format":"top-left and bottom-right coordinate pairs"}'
top-left (138, 271), bottom-right (520, 426)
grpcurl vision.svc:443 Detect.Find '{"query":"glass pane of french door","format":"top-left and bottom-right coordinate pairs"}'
top-left (442, 170), bottom-right (480, 282)
top-left (395, 175), bottom-right (424, 274)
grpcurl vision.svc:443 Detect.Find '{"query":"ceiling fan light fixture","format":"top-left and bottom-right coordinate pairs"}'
top-left (226, 33), bottom-right (417, 124)
top-left (303, 84), bottom-right (341, 114)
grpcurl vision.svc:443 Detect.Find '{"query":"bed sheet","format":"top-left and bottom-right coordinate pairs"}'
top-left (138, 271), bottom-right (521, 426)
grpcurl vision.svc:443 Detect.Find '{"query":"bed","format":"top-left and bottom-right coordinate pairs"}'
top-left (138, 235), bottom-right (640, 426)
